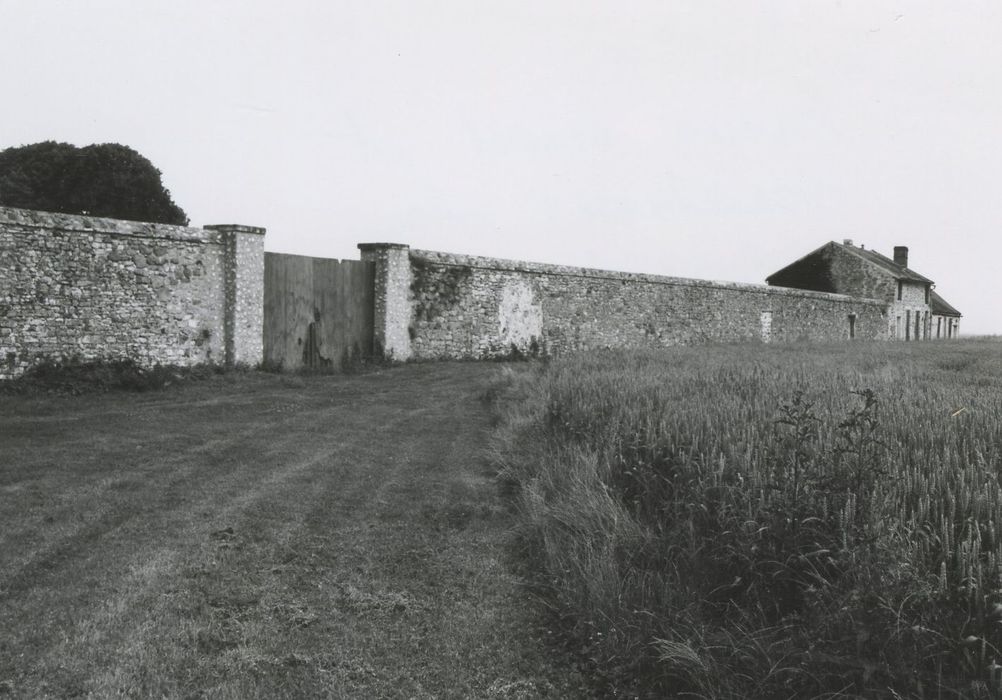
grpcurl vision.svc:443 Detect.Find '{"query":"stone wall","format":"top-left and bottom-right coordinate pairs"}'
top-left (360, 244), bottom-right (889, 361)
top-left (0, 207), bottom-right (264, 379)
top-left (3, 211), bottom-right (925, 379)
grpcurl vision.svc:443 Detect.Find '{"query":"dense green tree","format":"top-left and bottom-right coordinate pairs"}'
top-left (0, 141), bottom-right (189, 225)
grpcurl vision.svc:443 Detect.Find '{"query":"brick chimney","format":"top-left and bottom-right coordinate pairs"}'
top-left (893, 246), bottom-right (908, 268)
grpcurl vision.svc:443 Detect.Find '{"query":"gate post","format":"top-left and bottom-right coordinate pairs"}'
top-left (358, 243), bottom-right (412, 361)
top-left (206, 224), bottom-right (266, 366)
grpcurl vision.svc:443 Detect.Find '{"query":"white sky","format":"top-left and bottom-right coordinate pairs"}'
top-left (2, 1), bottom-right (999, 334)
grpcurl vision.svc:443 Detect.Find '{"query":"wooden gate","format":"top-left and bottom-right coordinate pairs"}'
top-left (263, 253), bottom-right (375, 371)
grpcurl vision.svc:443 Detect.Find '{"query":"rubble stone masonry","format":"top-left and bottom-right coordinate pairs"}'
top-left (0, 207), bottom-right (902, 381)
top-left (0, 207), bottom-right (264, 379)
top-left (360, 244), bottom-right (890, 361)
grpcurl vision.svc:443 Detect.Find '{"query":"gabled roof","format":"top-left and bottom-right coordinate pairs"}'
top-left (767, 241), bottom-right (961, 316)
top-left (839, 243), bottom-right (933, 284)
top-left (764, 242), bottom-right (836, 290)
top-left (765, 241), bottom-right (934, 288)
top-left (930, 289), bottom-right (962, 317)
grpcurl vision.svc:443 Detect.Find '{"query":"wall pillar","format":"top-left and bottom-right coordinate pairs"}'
top-left (206, 224), bottom-right (266, 366)
top-left (358, 243), bottom-right (412, 361)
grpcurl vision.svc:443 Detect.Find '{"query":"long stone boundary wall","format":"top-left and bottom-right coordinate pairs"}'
top-left (0, 206), bottom-right (895, 380)
top-left (0, 206), bottom-right (264, 379)
top-left (358, 243), bottom-right (890, 361)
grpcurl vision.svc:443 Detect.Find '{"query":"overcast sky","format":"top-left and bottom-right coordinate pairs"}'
top-left (2, 1), bottom-right (999, 334)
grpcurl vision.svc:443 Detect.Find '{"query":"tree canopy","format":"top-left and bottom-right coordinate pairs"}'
top-left (0, 141), bottom-right (189, 225)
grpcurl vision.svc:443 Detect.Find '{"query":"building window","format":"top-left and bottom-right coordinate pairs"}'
top-left (897, 281), bottom-right (903, 301)
top-left (925, 285), bottom-right (930, 304)
top-left (906, 310), bottom-right (911, 340)
top-left (937, 317), bottom-right (942, 339)
top-left (848, 314), bottom-right (856, 339)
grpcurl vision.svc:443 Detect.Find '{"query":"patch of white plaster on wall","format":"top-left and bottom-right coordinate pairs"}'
top-left (498, 282), bottom-right (542, 350)
top-left (760, 311), bottom-right (772, 343)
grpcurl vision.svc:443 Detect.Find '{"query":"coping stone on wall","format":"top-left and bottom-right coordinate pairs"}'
top-left (204, 224), bottom-right (267, 236)
top-left (357, 242), bottom-right (409, 251)
top-left (0, 206), bottom-right (224, 243)
top-left (409, 248), bottom-right (887, 308)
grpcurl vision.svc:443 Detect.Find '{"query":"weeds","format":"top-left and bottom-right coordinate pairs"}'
top-left (494, 340), bottom-right (1002, 698)
top-left (0, 357), bottom-right (227, 395)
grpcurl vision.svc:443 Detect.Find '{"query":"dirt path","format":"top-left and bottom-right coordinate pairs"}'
top-left (0, 363), bottom-right (593, 699)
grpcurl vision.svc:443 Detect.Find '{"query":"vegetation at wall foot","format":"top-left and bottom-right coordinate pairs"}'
top-left (492, 340), bottom-right (1002, 698)
top-left (0, 358), bottom-right (234, 395)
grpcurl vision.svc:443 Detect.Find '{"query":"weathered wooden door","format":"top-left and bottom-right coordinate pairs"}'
top-left (263, 253), bottom-right (375, 370)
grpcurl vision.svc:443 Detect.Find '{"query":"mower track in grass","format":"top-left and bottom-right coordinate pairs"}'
top-left (0, 363), bottom-right (594, 699)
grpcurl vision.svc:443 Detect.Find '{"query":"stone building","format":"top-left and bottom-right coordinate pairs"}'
top-left (766, 241), bottom-right (961, 340)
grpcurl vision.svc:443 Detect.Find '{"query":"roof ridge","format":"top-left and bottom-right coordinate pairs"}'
top-left (835, 241), bottom-right (933, 284)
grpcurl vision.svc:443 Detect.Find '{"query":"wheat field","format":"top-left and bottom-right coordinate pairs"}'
top-left (495, 339), bottom-right (1002, 698)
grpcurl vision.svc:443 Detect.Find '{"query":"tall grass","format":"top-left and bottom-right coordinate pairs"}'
top-left (494, 340), bottom-right (1002, 698)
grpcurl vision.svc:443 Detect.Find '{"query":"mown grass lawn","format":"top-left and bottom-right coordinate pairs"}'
top-left (0, 363), bottom-right (593, 699)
